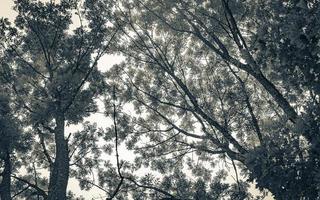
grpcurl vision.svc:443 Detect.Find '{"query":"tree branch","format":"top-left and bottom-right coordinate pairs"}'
top-left (11, 175), bottom-right (47, 198)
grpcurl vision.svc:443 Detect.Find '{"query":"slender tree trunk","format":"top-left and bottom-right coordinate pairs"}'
top-left (0, 151), bottom-right (12, 200)
top-left (47, 113), bottom-right (69, 200)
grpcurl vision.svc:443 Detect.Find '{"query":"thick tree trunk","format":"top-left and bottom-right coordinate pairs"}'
top-left (47, 113), bottom-right (69, 200)
top-left (0, 152), bottom-right (12, 200)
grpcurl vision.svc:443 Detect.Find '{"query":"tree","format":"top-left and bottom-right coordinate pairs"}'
top-left (0, 42), bottom-right (33, 200)
top-left (96, 0), bottom-right (320, 199)
top-left (1, 0), bottom-right (319, 199)
top-left (0, 0), bottom-right (115, 199)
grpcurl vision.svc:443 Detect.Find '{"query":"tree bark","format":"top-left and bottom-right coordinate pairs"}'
top-left (47, 113), bottom-right (69, 200)
top-left (0, 151), bottom-right (12, 200)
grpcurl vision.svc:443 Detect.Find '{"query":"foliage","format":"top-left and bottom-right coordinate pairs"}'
top-left (1, 0), bottom-right (320, 199)
top-left (99, 0), bottom-right (320, 199)
top-left (0, 0), bottom-right (112, 199)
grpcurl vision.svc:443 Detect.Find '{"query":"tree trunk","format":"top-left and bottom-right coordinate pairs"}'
top-left (0, 151), bottom-right (12, 200)
top-left (47, 113), bottom-right (69, 200)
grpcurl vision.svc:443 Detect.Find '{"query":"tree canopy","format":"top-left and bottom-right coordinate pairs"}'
top-left (0, 0), bottom-right (319, 199)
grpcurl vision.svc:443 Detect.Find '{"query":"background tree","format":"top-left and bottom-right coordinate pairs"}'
top-left (0, 0), bottom-right (115, 199)
top-left (0, 75), bottom-right (32, 200)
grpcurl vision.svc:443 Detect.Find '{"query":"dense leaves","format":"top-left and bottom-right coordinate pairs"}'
top-left (1, 0), bottom-right (112, 199)
top-left (1, 0), bottom-right (319, 199)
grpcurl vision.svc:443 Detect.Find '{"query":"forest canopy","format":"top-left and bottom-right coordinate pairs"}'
top-left (0, 0), bottom-right (319, 199)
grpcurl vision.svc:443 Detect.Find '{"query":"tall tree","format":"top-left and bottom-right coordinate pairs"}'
top-left (0, 0), bottom-right (115, 199)
top-left (96, 0), bottom-right (320, 199)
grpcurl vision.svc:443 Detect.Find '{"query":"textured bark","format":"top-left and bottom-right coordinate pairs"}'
top-left (251, 71), bottom-right (298, 121)
top-left (47, 113), bottom-right (69, 200)
top-left (0, 152), bottom-right (12, 200)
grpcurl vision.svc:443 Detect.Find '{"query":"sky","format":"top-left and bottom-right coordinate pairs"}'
top-left (1, 0), bottom-right (16, 21)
